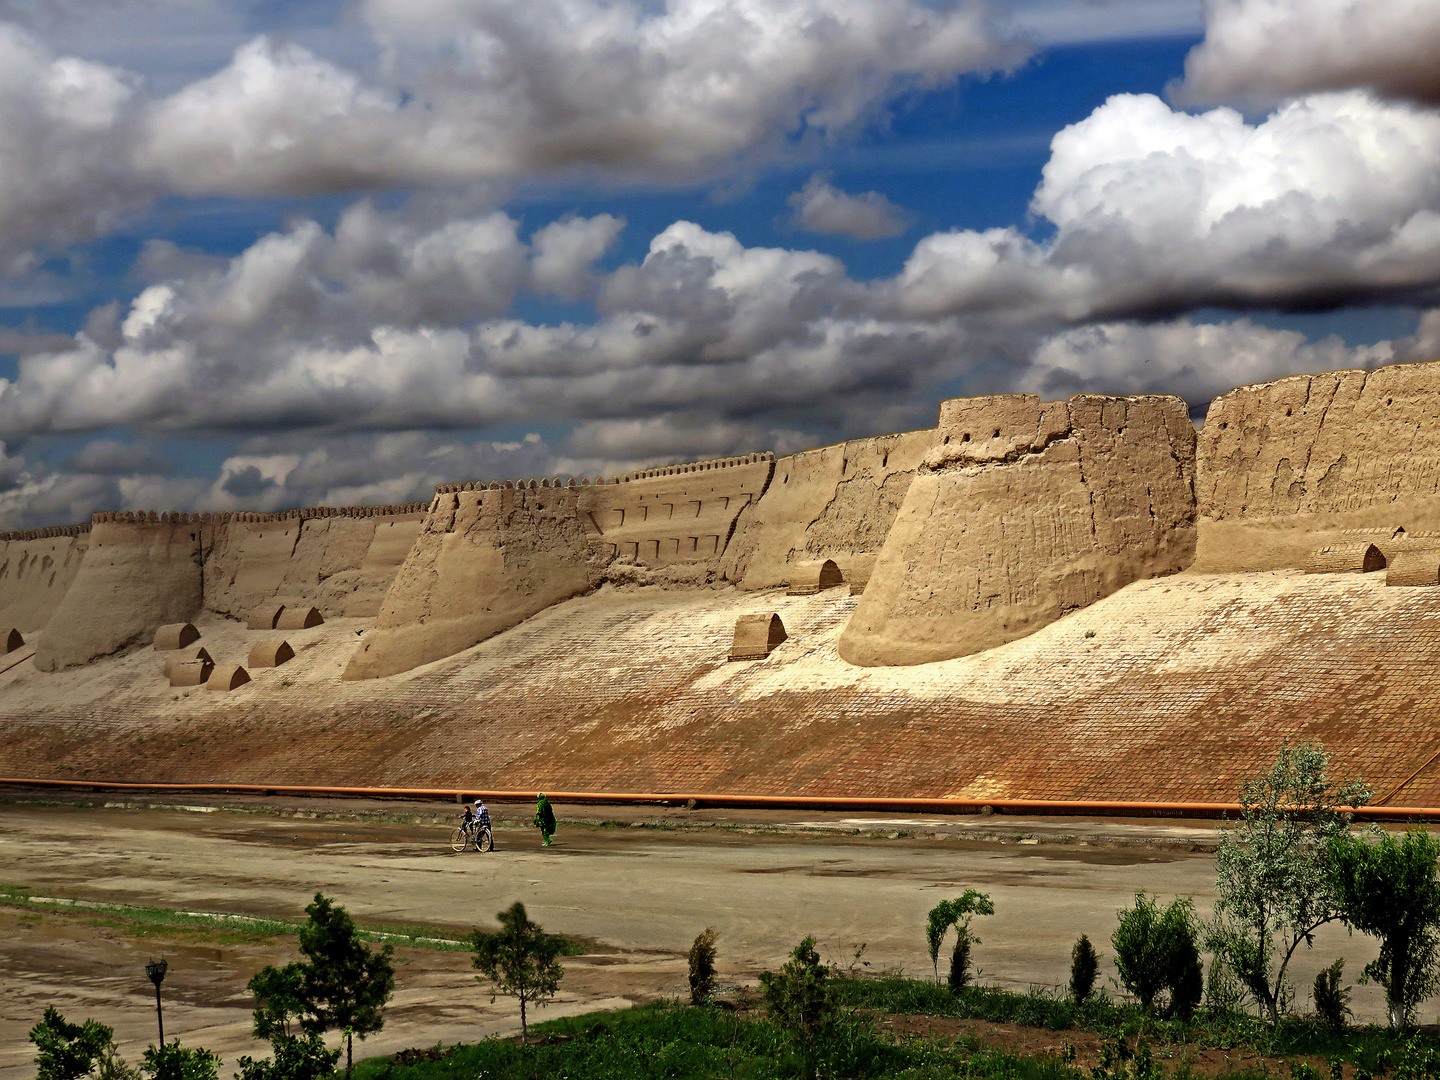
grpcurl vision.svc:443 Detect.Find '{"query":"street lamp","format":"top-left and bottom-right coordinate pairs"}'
top-left (145, 957), bottom-right (167, 1044)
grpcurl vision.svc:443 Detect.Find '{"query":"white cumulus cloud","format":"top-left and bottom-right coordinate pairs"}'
top-left (787, 173), bottom-right (911, 239)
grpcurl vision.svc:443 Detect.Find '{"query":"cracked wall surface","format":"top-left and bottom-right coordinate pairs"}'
top-left (202, 513), bottom-right (425, 621)
top-left (1196, 363), bottom-right (1440, 571)
top-left (0, 534), bottom-right (89, 633)
top-left (838, 393), bottom-right (1198, 666)
top-left (720, 429), bottom-right (932, 589)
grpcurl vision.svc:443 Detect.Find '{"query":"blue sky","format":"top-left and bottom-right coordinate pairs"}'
top-left (0, 0), bottom-right (1437, 526)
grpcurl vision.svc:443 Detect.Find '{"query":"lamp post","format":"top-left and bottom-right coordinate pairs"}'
top-left (145, 957), bottom-right (167, 1044)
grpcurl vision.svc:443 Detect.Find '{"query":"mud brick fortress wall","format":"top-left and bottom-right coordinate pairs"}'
top-left (10, 364), bottom-right (1440, 804)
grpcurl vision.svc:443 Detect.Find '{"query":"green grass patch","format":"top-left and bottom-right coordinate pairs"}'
top-left (353, 999), bottom-right (1097, 1080)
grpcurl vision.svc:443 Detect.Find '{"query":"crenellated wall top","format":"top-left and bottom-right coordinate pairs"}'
top-left (0, 522), bottom-right (93, 542)
top-left (430, 452), bottom-right (775, 496)
top-left (86, 503), bottom-right (430, 528)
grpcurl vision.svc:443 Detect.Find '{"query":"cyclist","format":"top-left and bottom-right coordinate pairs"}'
top-left (474, 800), bottom-right (491, 832)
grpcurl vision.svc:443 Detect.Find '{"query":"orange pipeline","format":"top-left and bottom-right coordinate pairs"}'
top-left (2, 776), bottom-right (1440, 822)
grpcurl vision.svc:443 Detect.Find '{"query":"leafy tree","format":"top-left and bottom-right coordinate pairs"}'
top-left (1210, 742), bottom-right (1370, 1025)
top-left (1312, 958), bottom-right (1352, 1033)
top-left (688, 927), bottom-right (720, 1006)
top-left (470, 901), bottom-right (566, 1043)
top-left (30, 1008), bottom-right (118, 1080)
top-left (1070, 934), bottom-right (1100, 1005)
top-left (759, 937), bottom-right (838, 1080)
top-left (234, 1033), bottom-right (339, 1080)
top-left (138, 1043), bottom-right (219, 1080)
top-left (1112, 893), bottom-right (1202, 1017)
top-left (1329, 827), bottom-right (1440, 1029)
top-left (246, 894), bottom-right (394, 1080)
top-left (925, 890), bottom-right (994, 993)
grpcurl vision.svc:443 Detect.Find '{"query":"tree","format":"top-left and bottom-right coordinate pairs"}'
top-left (1112, 893), bottom-right (1202, 1017)
top-left (1210, 742), bottom-right (1370, 1025)
top-left (470, 901), bottom-right (566, 1043)
top-left (1070, 934), bottom-right (1100, 1005)
top-left (138, 1043), bottom-right (219, 1080)
top-left (759, 937), bottom-right (838, 1080)
top-left (925, 890), bottom-right (994, 992)
top-left (246, 894), bottom-right (394, 1080)
top-left (1329, 827), bottom-right (1440, 1030)
top-left (234, 1033), bottom-right (339, 1080)
top-left (30, 1008), bottom-right (118, 1080)
top-left (688, 927), bottom-right (720, 1006)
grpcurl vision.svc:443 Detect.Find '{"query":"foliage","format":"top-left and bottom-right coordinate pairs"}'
top-left (926, 890), bottom-right (995, 992)
top-left (1111, 893), bottom-right (1202, 1017)
top-left (30, 1007), bottom-right (118, 1080)
top-left (350, 999), bottom-right (1103, 1080)
top-left (1070, 935), bottom-right (1100, 1005)
top-left (1210, 742), bottom-right (1370, 1026)
top-left (1205, 953), bottom-right (1246, 1016)
top-left (138, 1042), bottom-right (219, 1080)
top-left (1312, 958), bottom-right (1351, 1033)
top-left (235, 1033), bottom-right (340, 1080)
top-left (758, 936), bottom-right (840, 1080)
top-left (1329, 827), bottom-right (1440, 1029)
top-left (687, 926), bottom-right (719, 1006)
top-left (247, 894), bottom-right (395, 1079)
top-left (470, 901), bottom-right (566, 1043)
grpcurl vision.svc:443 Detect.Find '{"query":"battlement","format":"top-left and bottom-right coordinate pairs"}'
top-left (431, 452), bottom-right (774, 495)
top-left (89, 503), bottom-right (429, 526)
top-left (0, 523), bottom-right (91, 542)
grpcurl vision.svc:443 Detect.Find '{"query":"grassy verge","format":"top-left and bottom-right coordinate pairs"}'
top-left (0, 885), bottom-right (591, 953)
top-left (829, 977), bottom-right (1430, 1071)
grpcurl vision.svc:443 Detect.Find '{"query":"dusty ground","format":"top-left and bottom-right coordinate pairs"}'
top-left (0, 797), bottom-right (1391, 1079)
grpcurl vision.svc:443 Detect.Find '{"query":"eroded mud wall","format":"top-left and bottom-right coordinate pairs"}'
top-left (34, 518), bottom-right (202, 670)
top-left (720, 430), bottom-right (931, 590)
top-left (839, 393), bottom-right (1197, 667)
top-left (202, 508), bottom-right (426, 620)
top-left (1196, 363), bottom-right (1440, 571)
top-left (0, 527), bottom-right (90, 633)
top-left (345, 486), bottom-right (603, 680)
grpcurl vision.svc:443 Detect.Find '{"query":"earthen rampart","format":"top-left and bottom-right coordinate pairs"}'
top-left (720, 431), bottom-right (931, 589)
top-left (0, 524), bottom-right (92, 634)
top-left (1195, 363), bottom-right (1440, 571)
top-left (839, 393), bottom-right (1197, 666)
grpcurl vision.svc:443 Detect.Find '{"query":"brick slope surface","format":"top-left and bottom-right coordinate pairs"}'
top-left (2, 571), bottom-right (1438, 806)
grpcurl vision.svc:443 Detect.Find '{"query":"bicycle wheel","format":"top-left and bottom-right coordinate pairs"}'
top-left (477, 827), bottom-right (493, 852)
top-left (449, 827), bottom-right (468, 852)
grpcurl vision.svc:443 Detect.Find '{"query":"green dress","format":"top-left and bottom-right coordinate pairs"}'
top-left (534, 793), bottom-right (556, 846)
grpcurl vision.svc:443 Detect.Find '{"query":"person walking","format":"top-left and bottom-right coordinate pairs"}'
top-left (534, 792), bottom-right (556, 846)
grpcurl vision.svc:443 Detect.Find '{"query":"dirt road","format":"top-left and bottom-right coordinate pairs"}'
top-left (0, 798), bottom-right (1386, 1077)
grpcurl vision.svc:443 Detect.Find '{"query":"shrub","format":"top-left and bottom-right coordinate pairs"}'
top-left (1313, 958), bottom-right (1351, 1032)
top-left (759, 937), bottom-right (838, 1080)
top-left (1070, 935), bottom-right (1100, 1005)
top-left (926, 891), bottom-right (994, 993)
top-left (139, 1042), bottom-right (219, 1080)
top-left (235, 1033), bottom-right (339, 1080)
top-left (688, 927), bottom-right (719, 1006)
top-left (1111, 893), bottom-right (1202, 1017)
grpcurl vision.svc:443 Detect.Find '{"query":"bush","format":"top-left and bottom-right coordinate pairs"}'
top-left (1111, 893), bottom-right (1202, 1017)
top-left (759, 937), bottom-right (838, 1080)
top-left (235, 1033), bottom-right (340, 1080)
top-left (926, 891), bottom-right (994, 994)
top-left (1313, 958), bottom-right (1351, 1033)
top-left (688, 927), bottom-right (719, 1006)
top-left (139, 1042), bottom-right (219, 1080)
top-left (1070, 935), bottom-right (1100, 1005)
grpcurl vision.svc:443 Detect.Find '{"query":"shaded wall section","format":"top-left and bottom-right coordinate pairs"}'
top-left (1196, 363), bottom-right (1440, 572)
top-left (33, 518), bottom-right (202, 671)
top-left (721, 430), bottom-right (931, 590)
top-left (202, 506), bottom-right (426, 620)
top-left (0, 526), bottom-right (90, 633)
top-left (839, 393), bottom-right (1197, 667)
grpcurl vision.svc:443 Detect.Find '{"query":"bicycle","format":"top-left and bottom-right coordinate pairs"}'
top-left (449, 817), bottom-right (494, 852)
